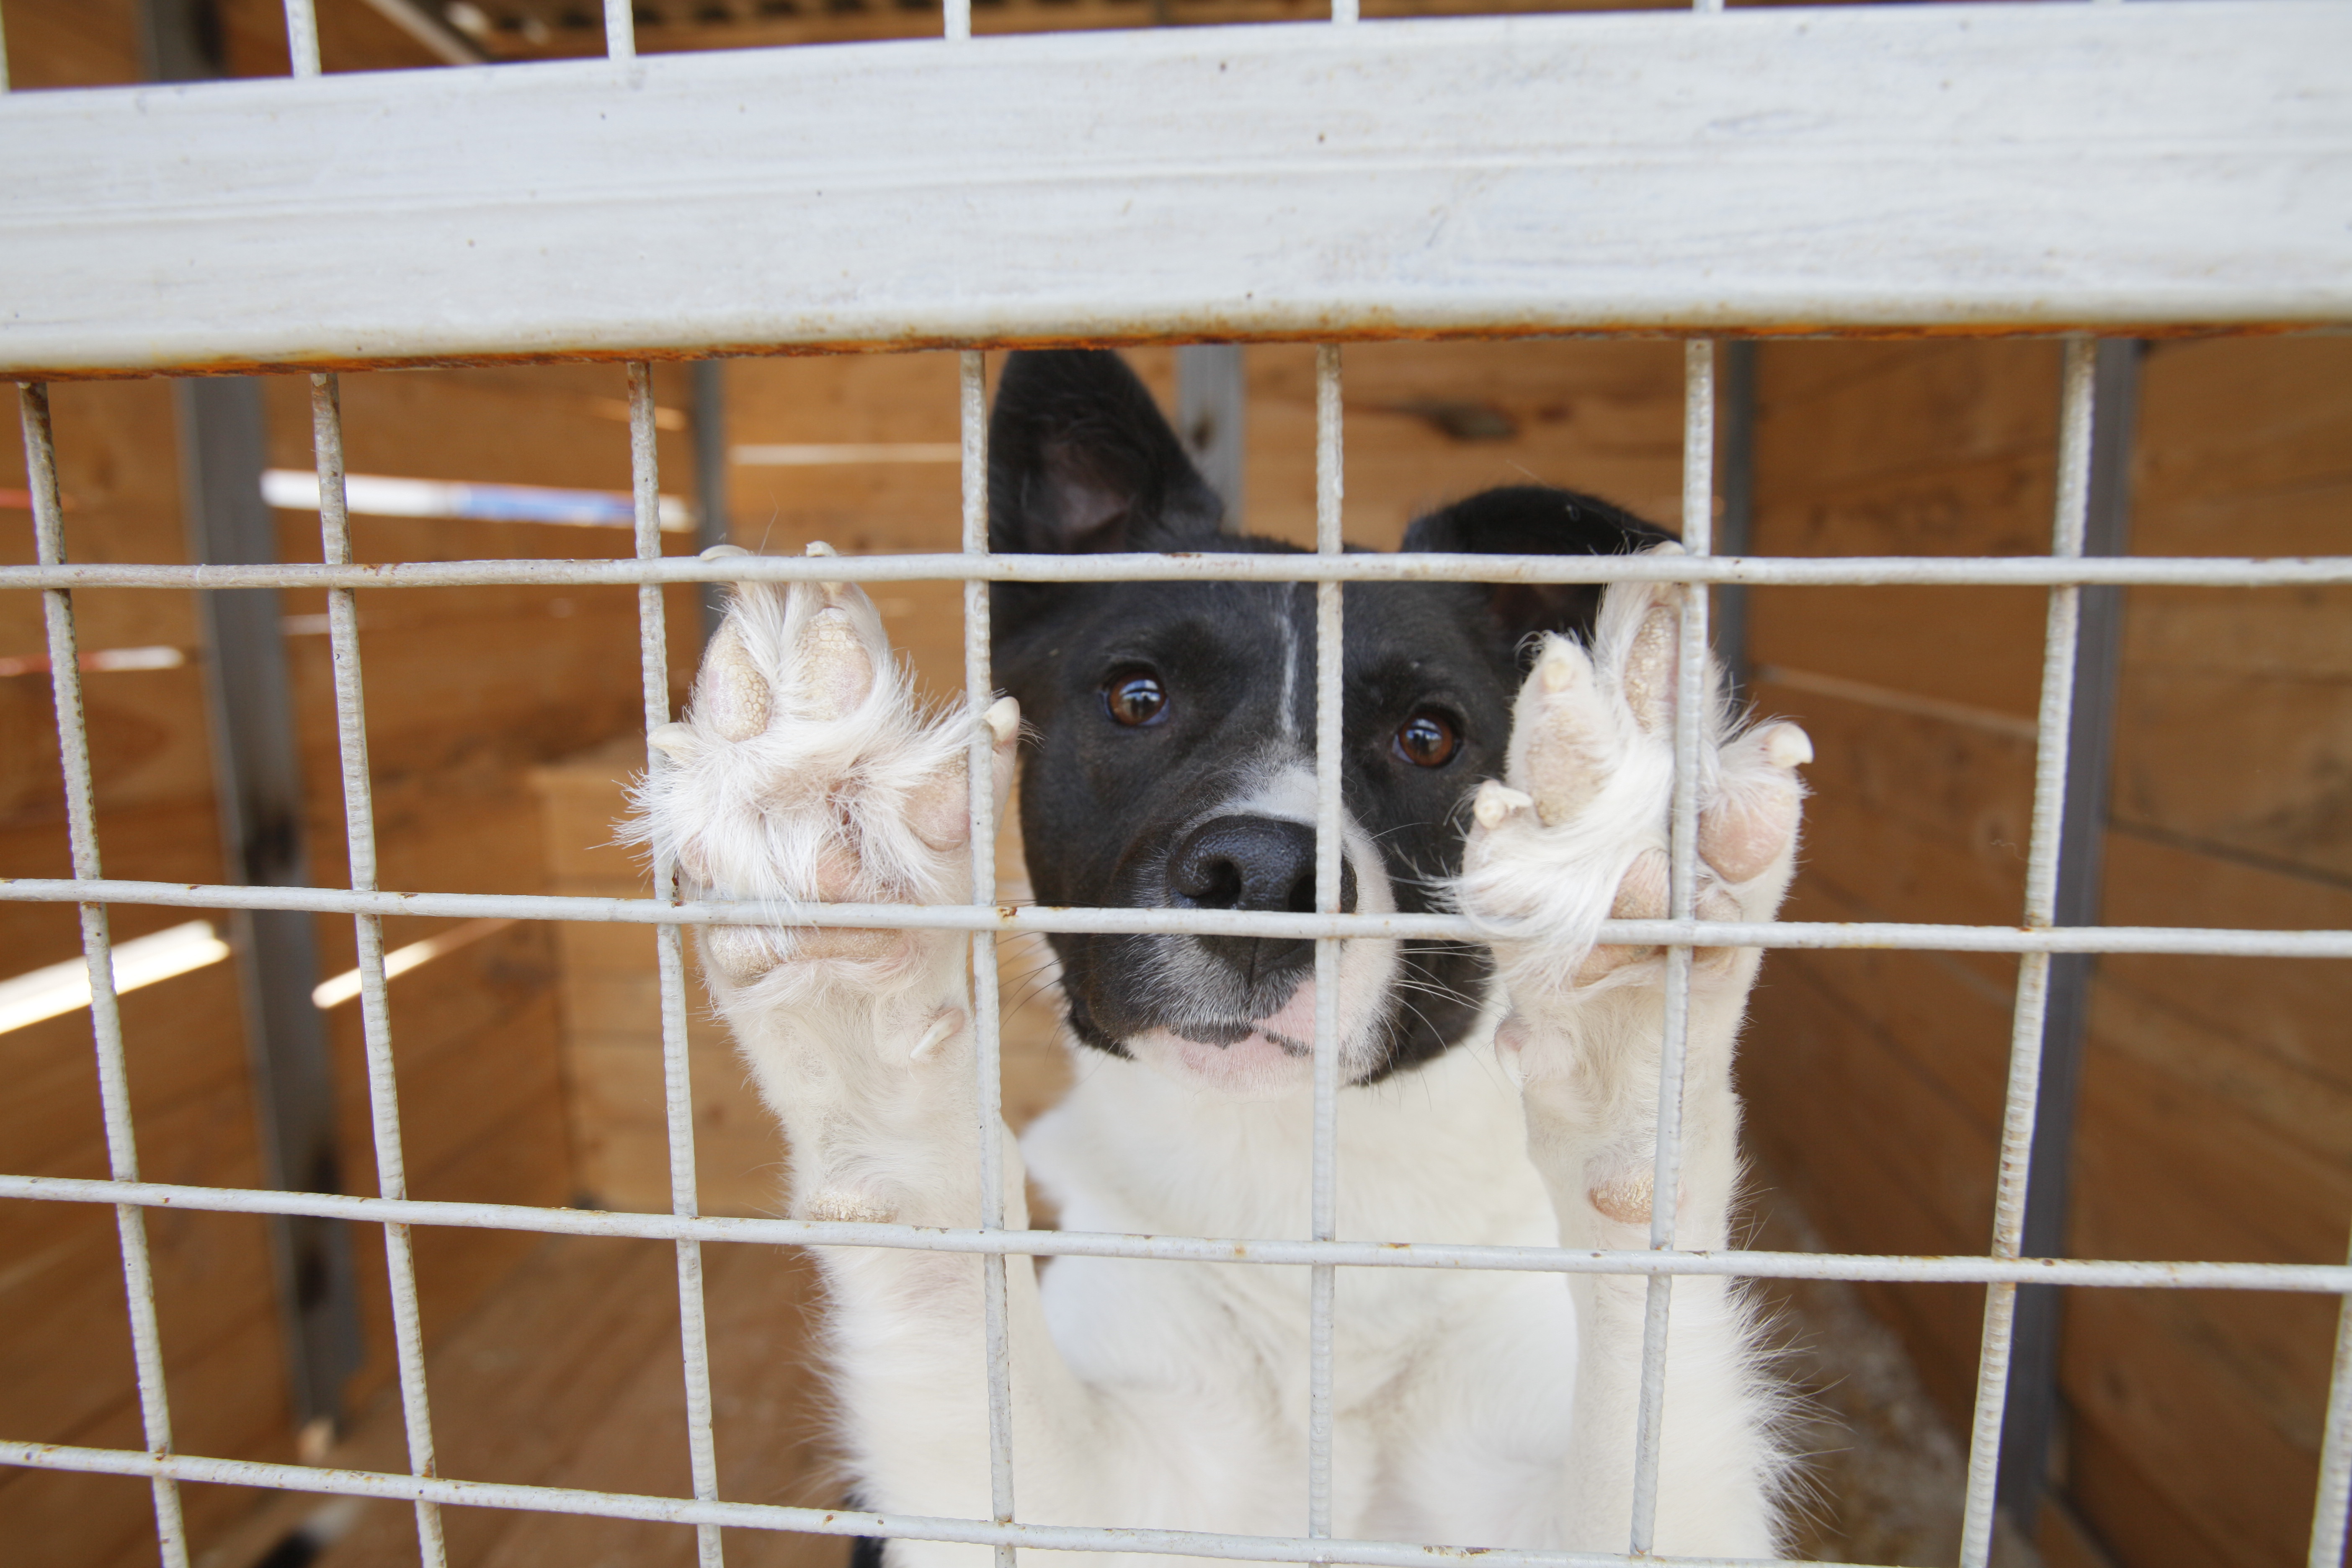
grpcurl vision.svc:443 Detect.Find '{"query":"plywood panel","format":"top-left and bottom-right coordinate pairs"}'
top-left (2063, 1416), bottom-right (2229, 1568)
top-left (0, 797), bottom-right (231, 972)
top-left (2130, 337), bottom-right (2352, 558)
top-left (1744, 958), bottom-right (1997, 1255)
top-left (2060, 1289), bottom-right (2321, 1568)
top-left (0, 960), bottom-right (249, 1178)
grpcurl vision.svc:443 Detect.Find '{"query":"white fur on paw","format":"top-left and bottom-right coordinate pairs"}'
top-left (629, 544), bottom-right (1020, 996)
top-left (1457, 552), bottom-right (1810, 1001)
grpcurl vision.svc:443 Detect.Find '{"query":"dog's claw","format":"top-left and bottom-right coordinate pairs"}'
top-left (1473, 781), bottom-right (1534, 830)
top-left (985, 695), bottom-right (1021, 747)
top-left (1537, 643), bottom-right (1582, 694)
top-left (648, 721), bottom-right (696, 758)
top-left (1764, 722), bottom-right (1813, 770)
top-left (700, 542), bottom-right (750, 561)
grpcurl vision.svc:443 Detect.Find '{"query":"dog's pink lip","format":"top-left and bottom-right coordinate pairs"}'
top-left (1251, 982), bottom-right (1319, 1047)
top-left (1168, 982), bottom-right (1319, 1054)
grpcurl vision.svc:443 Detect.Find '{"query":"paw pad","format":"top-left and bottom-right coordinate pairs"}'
top-left (637, 544), bottom-right (1023, 999)
top-left (700, 624), bottom-right (772, 742)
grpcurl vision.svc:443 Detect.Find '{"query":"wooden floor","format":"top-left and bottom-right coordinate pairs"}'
top-left (211, 1233), bottom-right (855, 1568)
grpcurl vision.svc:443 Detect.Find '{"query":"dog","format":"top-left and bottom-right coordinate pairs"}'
top-left (634, 349), bottom-right (1812, 1562)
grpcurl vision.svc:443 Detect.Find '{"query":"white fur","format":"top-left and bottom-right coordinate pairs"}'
top-left (635, 549), bottom-right (1810, 1564)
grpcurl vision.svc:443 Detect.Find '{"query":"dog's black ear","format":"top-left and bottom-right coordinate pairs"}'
top-left (1401, 485), bottom-right (1677, 656)
top-left (989, 350), bottom-right (1225, 554)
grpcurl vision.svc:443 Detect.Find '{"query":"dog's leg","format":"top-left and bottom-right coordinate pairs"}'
top-left (634, 561), bottom-right (1109, 1558)
top-left (1455, 557), bottom-right (1810, 1555)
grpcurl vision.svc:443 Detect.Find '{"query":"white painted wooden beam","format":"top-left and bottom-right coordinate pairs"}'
top-left (2, 2), bottom-right (2347, 375)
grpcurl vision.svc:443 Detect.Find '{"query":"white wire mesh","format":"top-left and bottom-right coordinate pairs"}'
top-left (627, 361), bottom-right (729, 1568)
top-left (3, 9), bottom-right (2350, 1568)
top-left (17, 383), bottom-right (191, 1568)
top-left (308, 370), bottom-right (448, 1568)
top-left (961, 348), bottom-right (1020, 1568)
top-left (1308, 343), bottom-right (1346, 1550)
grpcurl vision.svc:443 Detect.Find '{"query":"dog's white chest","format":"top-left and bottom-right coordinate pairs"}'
top-left (1021, 1037), bottom-right (1583, 1543)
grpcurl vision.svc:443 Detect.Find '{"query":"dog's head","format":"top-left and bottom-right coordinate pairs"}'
top-left (989, 349), bottom-right (1669, 1096)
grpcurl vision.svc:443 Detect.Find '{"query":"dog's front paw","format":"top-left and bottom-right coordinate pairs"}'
top-left (632, 546), bottom-right (1018, 1010)
top-left (1457, 560), bottom-right (1810, 1008)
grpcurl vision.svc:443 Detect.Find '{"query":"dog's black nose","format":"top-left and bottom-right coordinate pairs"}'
top-left (1167, 816), bottom-right (1358, 916)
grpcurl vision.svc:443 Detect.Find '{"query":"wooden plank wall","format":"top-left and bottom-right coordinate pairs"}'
top-left (1737, 337), bottom-right (2352, 1568)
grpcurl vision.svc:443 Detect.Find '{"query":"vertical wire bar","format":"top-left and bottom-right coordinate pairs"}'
top-left (1330, 0), bottom-right (1358, 26)
top-left (1626, 340), bottom-right (1715, 1554)
top-left (21, 382), bottom-right (191, 1568)
top-left (311, 373), bottom-right (449, 1568)
top-left (962, 351), bottom-right (1017, 1568)
top-left (2311, 1227), bottom-right (2352, 1568)
top-left (945, 0), bottom-right (971, 40)
top-left (1957, 337), bottom-right (2097, 1568)
top-left (604, 0), bottom-right (635, 60)
top-left (282, 0), bottom-right (321, 75)
top-left (629, 364), bottom-right (725, 1568)
top-left (1307, 344), bottom-right (1344, 1547)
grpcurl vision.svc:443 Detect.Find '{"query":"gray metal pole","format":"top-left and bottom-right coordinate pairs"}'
top-left (691, 359), bottom-right (731, 643)
top-left (1997, 338), bottom-right (2142, 1539)
top-left (1712, 340), bottom-right (1758, 698)
top-left (177, 377), bottom-right (363, 1437)
top-left (1176, 344), bottom-right (1247, 529)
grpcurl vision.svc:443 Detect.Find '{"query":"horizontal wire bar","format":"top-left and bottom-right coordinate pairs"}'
top-left (3, 1176), bottom-right (2344, 1294)
top-left (0, 1438), bottom-right (1884, 1568)
top-left (2, 877), bottom-right (2344, 957)
top-left (2, 552), bottom-right (2349, 593)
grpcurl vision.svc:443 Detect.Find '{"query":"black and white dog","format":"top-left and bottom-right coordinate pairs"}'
top-left (636, 350), bottom-right (1812, 1559)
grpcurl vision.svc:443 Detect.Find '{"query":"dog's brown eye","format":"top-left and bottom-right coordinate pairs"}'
top-left (1394, 711), bottom-right (1459, 768)
top-left (1103, 671), bottom-right (1168, 727)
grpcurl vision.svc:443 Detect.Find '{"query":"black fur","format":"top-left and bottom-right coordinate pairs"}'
top-left (988, 350), bottom-right (1671, 1083)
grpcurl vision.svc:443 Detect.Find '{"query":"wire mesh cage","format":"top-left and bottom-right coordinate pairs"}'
top-left (2, 3), bottom-right (2349, 1567)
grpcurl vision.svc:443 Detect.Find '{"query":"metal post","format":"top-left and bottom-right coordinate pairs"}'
top-left (178, 376), bottom-right (364, 1438)
top-left (628, 363), bottom-right (727, 1568)
top-left (309, 372), bottom-right (449, 1568)
top-left (1627, 340), bottom-right (1715, 1553)
top-left (1176, 344), bottom-right (1247, 529)
top-left (961, 349), bottom-right (1019, 1568)
top-left (139, 0), bottom-right (225, 82)
top-left (1308, 344), bottom-right (1344, 1550)
top-left (1712, 340), bottom-right (1758, 699)
top-left (691, 359), bottom-right (731, 642)
top-left (1998, 339), bottom-right (2142, 1537)
top-left (1958, 338), bottom-right (2099, 1568)
top-left (22, 381), bottom-right (193, 1568)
